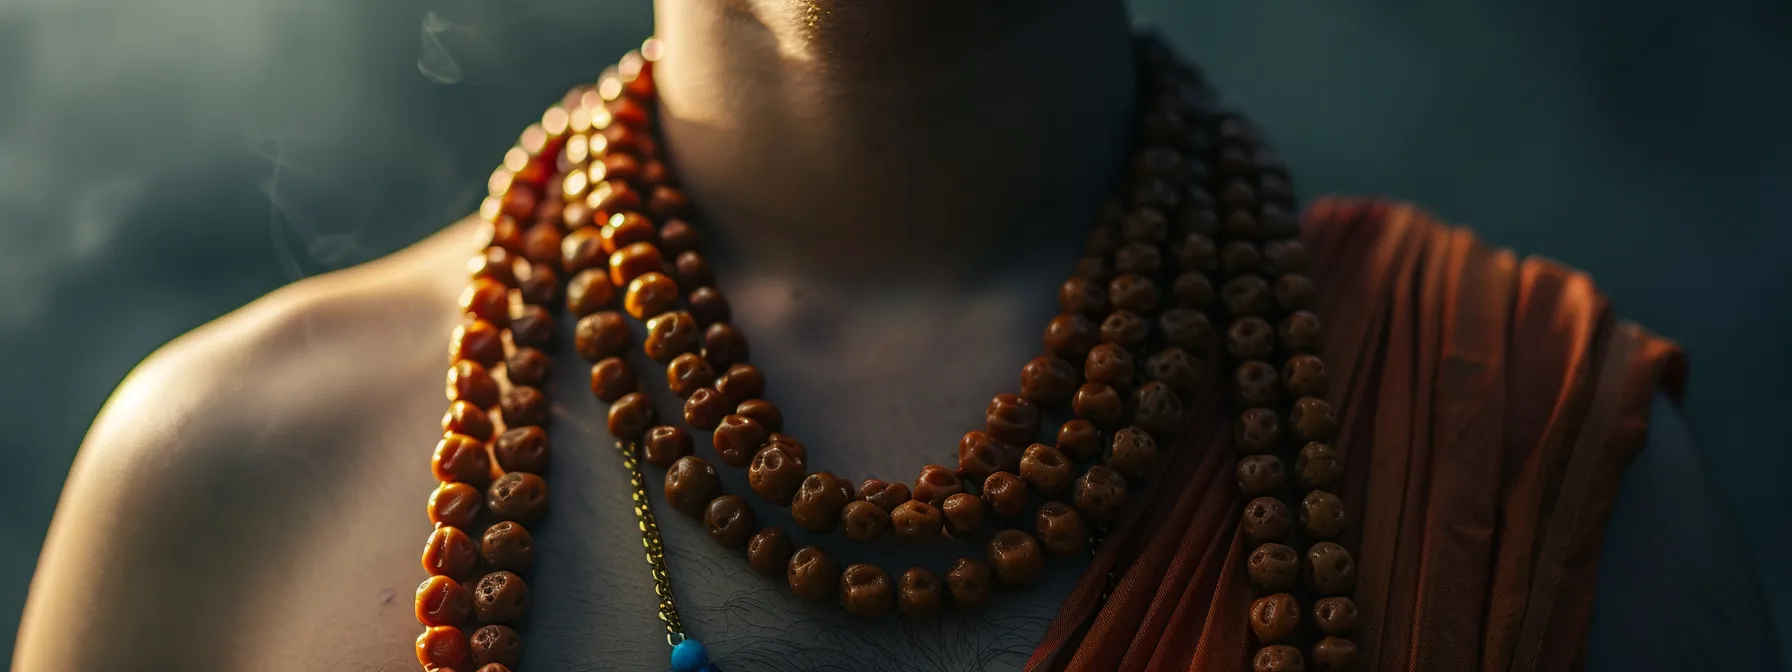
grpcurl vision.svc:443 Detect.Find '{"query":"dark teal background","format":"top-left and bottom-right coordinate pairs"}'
top-left (1, 0), bottom-right (1786, 664)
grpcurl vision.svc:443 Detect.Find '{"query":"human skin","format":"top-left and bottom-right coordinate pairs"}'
top-left (12, 0), bottom-right (1776, 670)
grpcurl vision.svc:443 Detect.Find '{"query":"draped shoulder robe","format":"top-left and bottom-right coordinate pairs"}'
top-left (1030, 197), bottom-right (1702, 671)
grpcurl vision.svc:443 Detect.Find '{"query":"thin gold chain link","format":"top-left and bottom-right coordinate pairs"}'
top-left (1090, 524), bottom-right (1117, 603)
top-left (617, 440), bottom-right (687, 646)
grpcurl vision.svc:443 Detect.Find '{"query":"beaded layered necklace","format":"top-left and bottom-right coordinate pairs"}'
top-left (411, 34), bottom-right (1361, 672)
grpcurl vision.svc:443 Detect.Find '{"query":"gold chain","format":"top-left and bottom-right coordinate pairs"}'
top-left (1090, 524), bottom-right (1117, 603)
top-left (617, 440), bottom-right (687, 646)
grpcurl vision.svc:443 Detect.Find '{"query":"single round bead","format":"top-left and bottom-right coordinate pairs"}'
top-left (1228, 317), bottom-right (1276, 361)
top-left (1072, 256), bottom-right (1114, 282)
top-left (566, 269), bottom-right (618, 317)
top-left (1103, 274), bottom-right (1161, 315)
top-left (898, 567), bottom-right (943, 618)
top-left (688, 287), bottom-right (732, 326)
top-left (1044, 313), bottom-right (1100, 360)
top-left (1086, 225), bottom-right (1121, 256)
top-left (1235, 361), bottom-right (1281, 408)
top-left (859, 479), bottom-right (912, 513)
top-left (433, 434), bottom-right (492, 486)
top-left (1222, 211), bottom-right (1261, 242)
top-left (587, 181), bottom-right (641, 219)
top-left (1105, 426), bottom-right (1159, 481)
top-left (675, 250), bottom-right (716, 289)
top-left (504, 347), bottom-right (550, 389)
top-left (747, 527), bottom-right (793, 577)
top-left (1291, 397), bottom-right (1338, 442)
top-left (1313, 637), bottom-right (1358, 671)
top-left (748, 445), bottom-right (806, 505)
top-left (1249, 542), bottom-right (1302, 592)
top-left (1250, 593), bottom-right (1302, 643)
top-left (415, 575), bottom-right (473, 627)
top-left (471, 571), bottom-right (530, 624)
top-left (459, 278), bottom-right (511, 326)
top-left (1171, 233), bottom-right (1219, 273)
top-left (423, 526), bottom-right (480, 580)
top-left (1237, 454), bottom-right (1286, 496)
top-left (600, 213), bottom-right (656, 255)
top-left (607, 391), bottom-right (659, 440)
top-left (1021, 355), bottom-right (1079, 405)
top-left (1072, 465), bottom-right (1128, 523)
top-left (1159, 308), bottom-right (1212, 352)
top-left (428, 482), bottom-right (483, 529)
top-left (792, 472), bottom-right (852, 533)
top-left (713, 414), bottom-right (769, 469)
top-left (1034, 501), bottom-right (1087, 556)
top-left (625, 271), bottom-right (680, 320)
top-left (729, 399), bottom-right (780, 434)
top-left (982, 471), bottom-right (1029, 518)
top-left (1099, 310), bottom-right (1150, 349)
top-left (1313, 597), bottom-right (1359, 635)
top-left (1143, 347), bottom-right (1202, 393)
top-left (665, 456), bottom-right (723, 517)
top-left (940, 492), bottom-right (986, 538)
top-left (988, 529), bottom-right (1045, 586)
top-left (1275, 275), bottom-right (1320, 313)
top-left (486, 472), bottom-right (548, 523)
top-left (1122, 207), bottom-right (1169, 243)
top-left (469, 246), bottom-right (519, 286)
top-left (945, 557), bottom-right (993, 608)
top-left (499, 386), bottom-right (549, 428)
top-left (842, 500), bottom-right (891, 541)
top-left (492, 426), bottom-right (549, 475)
top-left (1057, 419), bottom-right (1103, 462)
top-left (1300, 490), bottom-right (1349, 540)
top-left (442, 400), bottom-right (494, 442)
top-left (1280, 310), bottom-right (1325, 353)
top-left (644, 310), bottom-right (701, 363)
top-left (469, 624), bottom-right (522, 668)
top-left (1235, 407), bottom-right (1284, 455)
top-left (683, 387), bottom-right (730, 430)
top-left (416, 625), bottom-right (470, 670)
top-left (1253, 644), bottom-right (1304, 672)
top-left (957, 431), bottom-right (1012, 482)
top-left (703, 322), bottom-right (751, 370)
top-left (705, 494), bottom-right (759, 548)
top-left (983, 393), bottom-right (1040, 446)
top-left (1172, 271), bottom-right (1217, 310)
top-left (1220, 241), bottom-right (1263, 277)
top-left (1131, 381), bottom-right (1186, 438)
top-left (1084, 343), bottom-right (1135, 391)
top-left (659, 219), bottom-right (701, 255)
top-left (561, 226), bottom-right (607, 274)
top-left (913, 464), bottom-right (964, 508)
top-left (1282, 354), bottom-right (1330, 398)
top-left (840, 564), bottom-right (894, 617)
top-left (1058, 277), bottom-right (1110, 317)
top-left (644, 425), bottom-right (694, 469)
top-left (447, 360), bottom-right (501, 409)
top-left (1306, 542), bottom-right (1357, 595)
top-left (670, 639), bottom-right (710, 672)
top-left (480, 521), bottom-right (535, 573)
top-left (1020, 443), bottom-right (1075, 497)
top-left (891, 500), bottom-right (944, 540)
top-left (1074, 382), bottom-right (1125, 428)
top-left (787, 546), bottom-right (841, 603)
top-left (1221, 275), bottom-right (1274, 317)
top-left (609, 241), bottom-right (664, 287)
top-left (450, 320), bottom-right (506, 368)
top-left (1114, 243), bottom-right (1163, 276)
top-left (574, 311), bottom-right (632, 362)
top-left (1242, 496), bottom-right (1292, 544)
top-left (715, 363), bottom-right (767, 407)
top-left (1262, 239), bottom-right (1308, 276)
top-left (1296, 442), bottom-right (1345, 491)
top-left (486, 215), bottom-right (526, 254)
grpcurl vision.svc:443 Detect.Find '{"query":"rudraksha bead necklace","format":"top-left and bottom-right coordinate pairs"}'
top-left (413, 34), bottom-right (1360, 672)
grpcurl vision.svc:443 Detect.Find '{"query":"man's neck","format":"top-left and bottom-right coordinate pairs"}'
top-left (651, 0), bottom-right (1138, 286)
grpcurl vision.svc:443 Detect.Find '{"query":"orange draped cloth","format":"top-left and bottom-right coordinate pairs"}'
top-left (1029, 197), bottom-right (1688, 671)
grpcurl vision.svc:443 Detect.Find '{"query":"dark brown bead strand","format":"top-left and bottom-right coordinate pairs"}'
top-left (481, 521), bottom-right (536, 573)
top-left (1021, 355), bottom-right (1080, 405)
top-left (643, 425), bottom-right (693, 469)
top-left (606, 391), bottom-right (658, 441)
top-left (702, 322), bottom-right (750, 370)
top-left (988, 529), bottom-right (1045, 586)
top-left (840, 564), bottom-right (894, 617)
top-left (1020, 443), bottom-right (1076, 496)
top-left (487, 472), bottom-right (549, 524)
top-left (472, 570), bottom-right (531, 624)
top-left (665, 352), bottom-right (714, 398)
top-left (890, 500), bottom-right (943, 541)
top-left (787, 546), bottom-right (841, 603)
top-left (791, 472), bottom-right (851, 533)
top-left (470, 624), bottom-right (523, 668)
top-left (860, 479), bottom-right (911, 513)
top-left (683, 387), bottom-right (730, 430)
top-left (624, 271), bottom-right (680, 319)
top-left (704, 494), bottom-right (758, 548)
top-left (1072, 465), bottom-right (1128, 523)
top-left (1034, 502), bottom-right (1088, 556)
top-left (747, 527), bottom-right (794, 577)
top-left (982, 472), bottom-right (1030, 518)
top-left (841, 500), bottom-right (890, 541)
top-left (493, 426), bottom-right (551, 474)
top-left (734, 399), bottom-right (783, 433)
top-left (574, 311), bottom-right (631, 361)
top-left (945, 557), bottom-right (993, 608)
top-left (665, 455), bottom-right (722, 517)
top-left (713, 414), bottom-right (769, 469)
top-left (748, 445), bottom-right (806, 505)
top-left (505, 347), bottom-right (550, 389)
top-left (448, 360), bottom-right (501, 409)
top-left (898, 567), bottom-right (943, 618)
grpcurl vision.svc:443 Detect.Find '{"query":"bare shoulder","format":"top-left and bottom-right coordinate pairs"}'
top-left (14, 221), bottom-right (480, 671)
